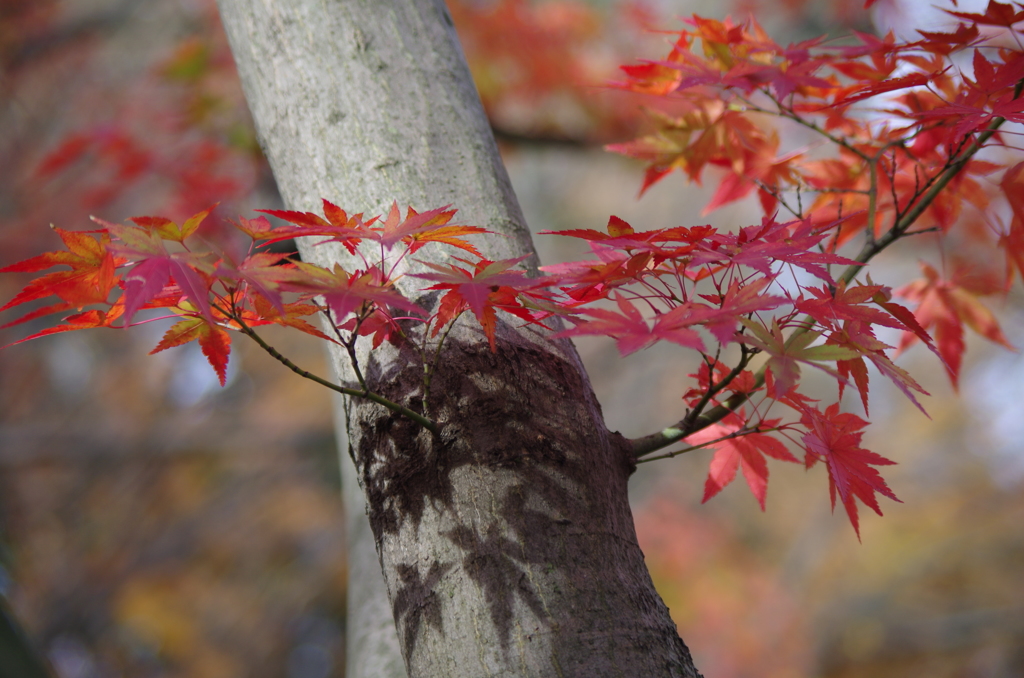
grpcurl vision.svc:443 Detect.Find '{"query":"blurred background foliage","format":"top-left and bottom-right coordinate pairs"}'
top-left (0, 0), bottom-right (1022, 677)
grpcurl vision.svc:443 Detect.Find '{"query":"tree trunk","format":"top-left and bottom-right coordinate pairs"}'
top-left (216, 1), bottom-right (701, 676)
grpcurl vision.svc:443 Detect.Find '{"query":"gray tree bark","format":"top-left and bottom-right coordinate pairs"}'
top-left (216, 1), bottom-right (701, 676)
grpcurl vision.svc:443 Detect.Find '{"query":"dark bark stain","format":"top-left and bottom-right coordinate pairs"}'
top-left (357, 402), bottom-right (448, 537)
top-left (443, 521), bottom-right (548, 652)
top-left (391, 561), bottom-right (454, 659)
top-left (351, 329), bottom-right (694, 671)
top-left (356, 334), bottom-right (629, 542)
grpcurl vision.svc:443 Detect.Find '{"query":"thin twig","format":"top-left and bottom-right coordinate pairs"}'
top-left (423, 313), bottom-right (462, 413)
top-left (632, 345), bottom-right (753, 459)
top-left (233, 313), bottom-right (438, 434)
top-left (636, 426), bottom-right (762, 464)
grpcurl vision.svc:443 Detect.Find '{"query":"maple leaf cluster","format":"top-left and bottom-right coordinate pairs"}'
top-left (0, 200), bottom-right (919, 536)
top-left (585, 1), bottom-right (1024, 534)
top-left (539, 209), bottom-right (928, 536)
top-left (6, 2), bottom-right (1024, 537)
top-left (0, 202), bottom-right (552, 406)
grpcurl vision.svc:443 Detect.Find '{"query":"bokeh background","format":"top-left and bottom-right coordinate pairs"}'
top-left (1, 1), bottom-right (1022, 677)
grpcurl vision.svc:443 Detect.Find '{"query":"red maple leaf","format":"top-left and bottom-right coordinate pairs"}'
top-left (376, 203), bottom-right (487, 256)
top-left (413, 256), bottom-right (536, 349)
top-left (542, 214), bottom-right (673, 251)
top-left (825, 320), bottom-right (930, 415)
top-left (256, 200), bottom-right (372, 253)
top-left (539, 245), bottom-right (654, 303)
top-left (833, 72), bottom-right (934, 107)
top-left (540, 218), bottom-right (723, 300)
top-left (912, 24), bottom-right (982, 55)
top-left (693, 216), bottom-right (859, 284)
top-left (337, 308), bottom-right (402, 349)
top-left (216, 251), bottom-right (301, 313)
top-left (683, 358), bottom-right (760, 406)
top-left (696, 277), bottom-right (787, 344)
top-left (96, 216), bottom-right (216, 325)
top-left (1, 302), bottom-right (125, 348)
top-left (617, 61), bottom-right (684, 96)
top-left (896, 260), bottom-right (1013, 389)
top-left (284, 262), bottom-right (422, 322)
top-left (916, 90), bottom-right (1024, 143)
top-left (871, 286), bottom-right (939, 357)
top-left (555, 295), bottom-right (711, 355)
top-left (688, 414), bottom-right (798, 510)
top-left (999, 161), bottom-right (1024, 284)
top-left (606, 103), bottom-right (773, 199)
top-left (795, 282), bottom-right (910, 332)
top-left (231, 215), bottom-right (275, 240)
top-left (375, 203), bottom-right (458, 251)
top-left (945, 0), bottom-right (1024, 28)
top-left (800, 403), bottom-right (900, 539)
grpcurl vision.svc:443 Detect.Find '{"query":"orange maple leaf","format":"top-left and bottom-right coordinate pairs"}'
top-left (151, 315), bottom-right (232, 386)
